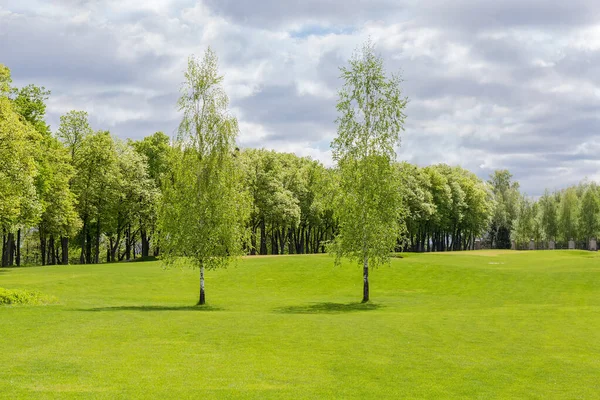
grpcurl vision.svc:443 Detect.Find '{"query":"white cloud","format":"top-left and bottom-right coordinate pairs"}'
top-left (2, 0), bottom-right (600, 194)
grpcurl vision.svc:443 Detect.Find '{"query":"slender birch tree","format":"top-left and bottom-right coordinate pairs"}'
top-left (331, 41), bottom-right (408, 303)
top-left (159, 48), bottom-right (248, 305)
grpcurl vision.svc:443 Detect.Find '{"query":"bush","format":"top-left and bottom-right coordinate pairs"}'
top-left (0, 287), bottom-right (57, 305)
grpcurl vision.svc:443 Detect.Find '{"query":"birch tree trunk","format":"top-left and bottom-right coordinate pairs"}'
top-left (198, 263), bottom-right (206, 305)
top-left (362, 256), bottom-right (369, 303)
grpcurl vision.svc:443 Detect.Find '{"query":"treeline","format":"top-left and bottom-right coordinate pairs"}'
top-left (398, 162), bottom-right (491, 252)
top-left (2, 62), bottom-right (599, 268)
top-left (512, 183), bottom-right (600, 249)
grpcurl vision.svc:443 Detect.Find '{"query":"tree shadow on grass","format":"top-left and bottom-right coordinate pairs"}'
top-left (274, 302), bottom-right (382, 314)
top-left (76, 305), bottom-right (223, 312)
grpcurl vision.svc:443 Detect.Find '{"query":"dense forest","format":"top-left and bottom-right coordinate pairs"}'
top-left (1, 61), bottom-right (599, 268)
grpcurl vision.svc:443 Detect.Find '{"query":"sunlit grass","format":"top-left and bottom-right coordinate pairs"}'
top-left (1, 250), bottom-right (599, 398)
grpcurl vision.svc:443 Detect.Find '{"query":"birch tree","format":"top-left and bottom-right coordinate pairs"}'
top-left (559, 187), bottom-right (579, 243)
top-left (159, 48), bottom-right (248, 305)
top-left (578, 183), bottom-right (599, 243)
top-left (331, 41), bottom-right (407, 303)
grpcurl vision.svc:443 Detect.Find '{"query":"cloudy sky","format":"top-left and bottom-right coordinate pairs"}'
top-left (2, 0), bottom-right (600, 195)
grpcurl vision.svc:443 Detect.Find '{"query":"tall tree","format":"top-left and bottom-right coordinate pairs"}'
top-left (131, 131), bottom-right (171, 257)
top-left (72, 130), bottom-right (119, 264)
top-left (159, 48), bottom-right (248, 305)
top-left (579, 183), bottom-right (599, 244)
top-left (104, 140), bottom-right (158, 262)
top-left (487, 170), bottom-right (520, 248)
top-left (37, 138), bottom-right (80, 265)
top-left (558, 187), bottom-right (579, 244)
top-left (512, 195), bottom-right (534, 247)
top-left (56, 110), bottom-right (93, 261)
top-left (539, 190), bottom-right (558, 242)
top-left (0, 65), bottom-right (42, 266)
top-left (330, 42), bottom-right (407, 303)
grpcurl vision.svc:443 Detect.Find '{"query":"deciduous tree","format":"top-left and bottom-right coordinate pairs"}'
top-left (330, 42), bottom-right (407, 303)
top-left (159, 49), bottom-right (248, 305)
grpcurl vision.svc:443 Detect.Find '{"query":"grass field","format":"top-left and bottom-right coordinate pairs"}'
top-left (1, 250), bottom-right (599, 399)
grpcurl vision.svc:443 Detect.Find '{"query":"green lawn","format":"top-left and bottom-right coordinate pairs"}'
top-left (1, 250), bottom-right (599, 399)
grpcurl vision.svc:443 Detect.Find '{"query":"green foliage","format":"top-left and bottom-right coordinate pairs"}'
top-left (539, 190), bottom-right (559, 241)
top-left (71, 130), bottom-right (120, 263)
top-left (0, 287), bottom-right (56, 305)
top-left (331, 41), bottom-right (407, 275)
top-left (57, 110), bottom-right (93, 160)
top-left (0, 94), bottom-right (42, 230)
top-left (131, 131), bottom-right (171, 189)
top-left (578, 183), bottom-right (600, 241)
top-left (398, 163), bottom-right (491, 251)
top-left (559, 187), bottom-right (579, 242)
top-left (103, 140), bottom-right (159, 260)
top-left (12, 84), bottom-right (51, 136)
top-left (487, 170), bottom-right (521, 248)
top-left (0, 64), bottom-right (11, 94)
top-left (511, 195), bottom-right (534, 245)
top-left (37, 136), bottom-right (81, 239)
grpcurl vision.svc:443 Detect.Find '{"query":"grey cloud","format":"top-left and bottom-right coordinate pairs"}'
top-left (0, 13), bottom-right (173, 87)
top-left (234, 84), bottom-right (337, 142)
top-left (421, 0), bottom-right (600, 31)
top-left (202, 0), bottom-right (402, 27)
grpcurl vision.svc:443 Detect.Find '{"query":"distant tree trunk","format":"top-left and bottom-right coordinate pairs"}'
top-left (132, 231), bottom-right (137, 259)
top-left (250, 225), bottom-right (257, 255)
top-left (271, 227), bottom-right (278, 255)
top-left (40, 235), bottom-right (47, 266)
top-left (259, 219), bottom-right (267, 255)
top-left (16, 229), bottom-right (21, 266)
top-left (46, 240), bottom-right (51, 265)
top-left (109, 237), bottom-right (114, 262)
top-left (7, 232), bottom-right (14, 266)
top-left (61, 237), bottom-right (69, 265)
top-left (198, 263), bottom-right (206, 305)
top-left (80, 216), bottom-right (87, 264)
top-left (86, 228), bottom-right (92, 265)
top-left (299, 226), bottom-right (305, 254)
top-left (106, 243), bottom-right (111, 263)
top-left (126, 224), bottom-right (131, 261)
top-left (287, 228), bottom-right (294, 254)
top-left (94, 219), bottom-right (101, 264)
top-left (141, 229), bottom-right (149, 258)
top-left (1, 229), bottom-right (6, 267)
top-left (362, 255), bottom-right (369, 303)
top-left (49, 235), bottom-right (56, 265)
top-left (279, 227), bottom-right (287, 255)
top-left (153, 228), bottom-right (160, 256)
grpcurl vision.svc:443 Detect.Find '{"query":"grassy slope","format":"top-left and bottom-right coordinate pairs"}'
top-left (1, 251), bottom-right (599, 399)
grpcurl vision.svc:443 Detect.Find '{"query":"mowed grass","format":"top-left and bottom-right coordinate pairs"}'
top-left (1, 251), bottom-right (600, 399)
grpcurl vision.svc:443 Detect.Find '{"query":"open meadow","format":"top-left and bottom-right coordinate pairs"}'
top-left (1, 250), bottom-right (600, 399)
